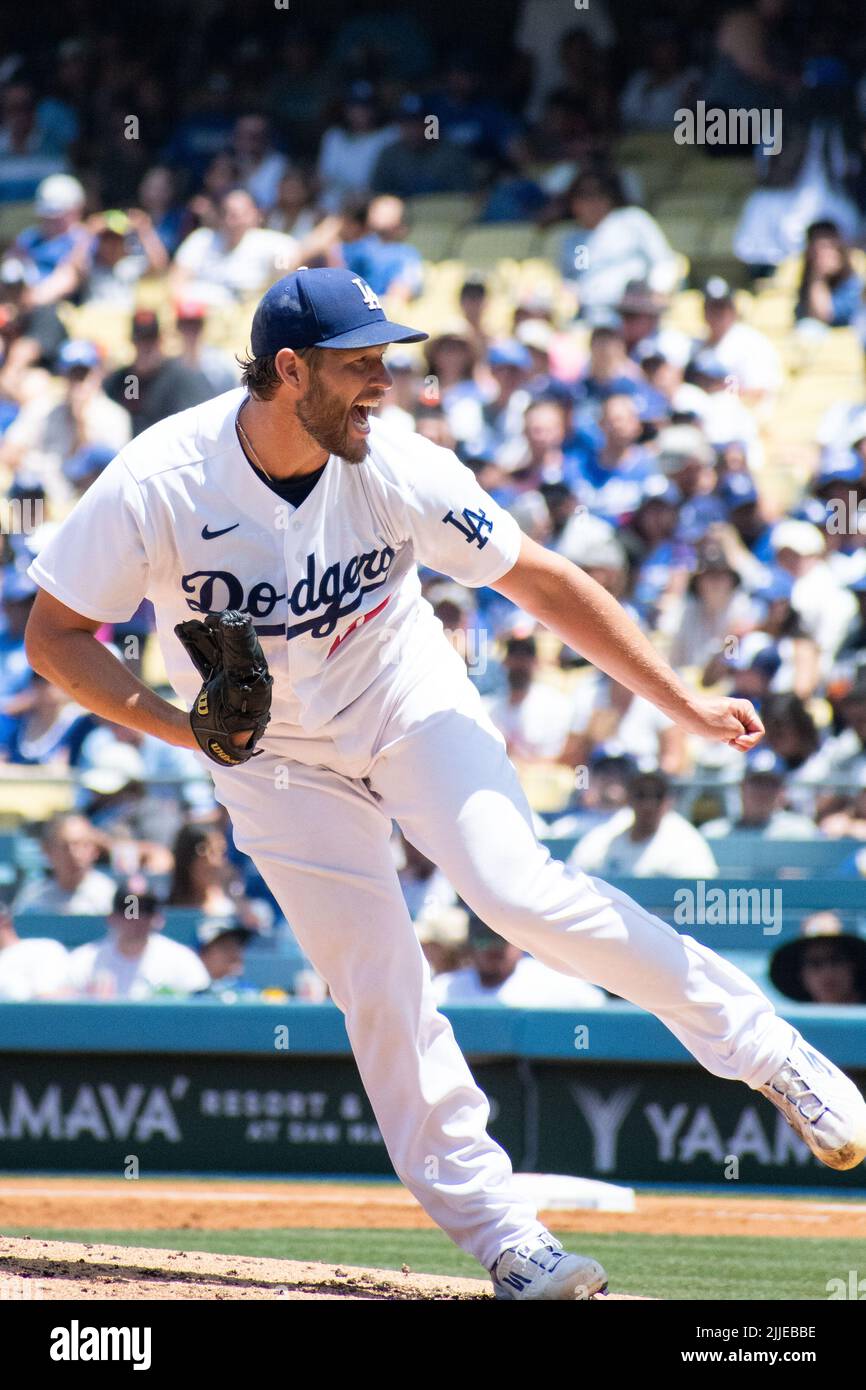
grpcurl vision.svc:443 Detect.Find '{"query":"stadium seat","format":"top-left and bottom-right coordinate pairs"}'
top-left (455, 223), bottom-right (539, 267)
top-left (405, 193), bottom-right (478, 226)
top-left (709, 837), bottom-right (863, 880)
top-left (536, 221), bottom-right (573, 269)
top-left (410, 224), bottom-right (458, 262)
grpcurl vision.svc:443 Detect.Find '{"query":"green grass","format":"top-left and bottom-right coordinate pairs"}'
top-left (4, 1226), bottom-right (863, 1300)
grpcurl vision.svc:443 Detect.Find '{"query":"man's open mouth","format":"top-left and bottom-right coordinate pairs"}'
top-left (350, 403), bottom-right (371, 434)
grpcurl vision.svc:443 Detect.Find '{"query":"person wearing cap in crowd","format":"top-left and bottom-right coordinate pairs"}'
top-left (103, 309), bottom-right (213, 437)
top-left (197, 915), bottom-right (257, 991)
top-left (339, 195), bottom-right (423, 304)
top-left (654, 424), bottom-right (728, 546)
top-left (66, 874), bottom-right (210, 999)
top-left (9, 174), bottom-right (87, 306)
top-left (397, 829), bottom-right (458, 923)
top-left (621, 474), bottom-right (692, 626)
top-left (714, 471), bottom-right (775, 566)
top-left (570, 768), bottom-right (718, 878)
top-left (0, 338), bottom-right (131, 502)
top-left (171, 187), bottom-right (301, 307)
top-left (0, 903), bottom-right (70, 1001)
top-left (316, 83), bottom-right (400, 214)
top-left (684, 347), bottom-right (762, 468)
top-left (432, 911), bottom-right (607, 1007)
top-left (174, 300), bottom-right (241, 396)
top-left (480, 340), bottom-right (534, 453)
top-left (414, 902), bottom-right (469, 978)
top-left (615, 279), bottom-right (691, 371)
top-left (702, 748), bottom-right (820, 840)
top-left (696, 278), bottom-right (783, 411)
top-left (483, 626), bottom-right (573, 763)
top-left (559, 168), bottom-right (679, 312)
top-left (771, 519), bottom-right (857, 670)
top-left (665, 542), bottom-right (757, 671)
top-left (769, 913), bottom-right (866, 1006)
top-left (76, 206), bottom-right (169, 307)
top-left (371, 93), bottom-right (475, 197)
top-left (549, 747), bottom-right (639, 839)
top-left (13, 811), bottom-right (116, 916)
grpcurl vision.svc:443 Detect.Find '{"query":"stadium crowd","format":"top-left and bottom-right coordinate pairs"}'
top-left (1, 1), bottom-right (866, 1004)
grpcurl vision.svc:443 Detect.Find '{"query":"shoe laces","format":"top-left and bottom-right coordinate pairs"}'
top-left (769, 1062), bottom-right (828, 1123)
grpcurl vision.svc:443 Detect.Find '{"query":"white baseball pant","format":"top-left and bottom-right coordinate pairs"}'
top-left (214, 674), bottom-right (794, 1272)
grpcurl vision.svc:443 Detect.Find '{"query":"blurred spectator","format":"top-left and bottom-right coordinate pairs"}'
top-left (340, 195), bottom-right (423, 302)
top-left (618, 28), bottom-right (699, 131)
top-left (317, 84), bottom-right (399, 213)
top-left (428, 52), bottom-right (525, 167)
top-left (569, 769), bottom-right (718, 877)
top-left (0, 339), bottom-right (130, 503)
top-left (704, 1), bottom-right (790, 114)
top-left (171, 188), bottom-right (300, 306)
top-left (197, 916), bottom-right (256, 989)
top-left (0, 907), bottom-right (69, 1000)
top-left (615, 280), bottom-right (691, 371)
top-left (103, 310), bottom-right (212, 436)
top-left (397, 831), bottom-right (457, 921)
top-left (266, 30), bottom-right (331, 158)
top-left (230, 113), bottom-right (289, 213)
top-left (10, 174), bottom-right (87, 306)
top-left (549, 748), bottom-right (637, 838)
top-left (567, 393), bottom-right (656, 523)
top-left (518, 5), bottom-right (616, 122)
top-left (795, 220), bottom-right (863, 331)
top-left (137, 166), bottom-right (189, 256)
top-left (772, 519), bottom-right (857, 669)
top-left (265, 170), bottom-right (318, 240)
top-left (371, 94), bottom-right (475, 197)
top-left (696, 278), bottom-right (783, 408)
top-left (665, 544), bottom-right (757, 670)
top-left (3, 672), bottom-right (92, 764)
top-left (702, 751), bottom-right (820, 839)
top-left (13, 812), bottom-right (115, 915)
top-left (560, 168), bottom-right (679, 312)
top-left (415, 902), bottom-right (469, 977)
top-left (431, 912), bottom-right (606, 1006)
top-left (76, 208), bottom-right (169, 307)
top-left (67, 875), bottom-right (209, 999)
top-left (0, 81), bottom-right (68, 203)
top-left (563, 673), bottom-right (683, 777)
top-left (770, 913), bottom-right (866, 1004)
top-left (483, 630), bottom-right (572, 761)
top-left (168, 822), bottom-right (238, 916)
top-left (174, 301), bottom-right (240, 395)
top-left (0, 257), bottom-right (68, 376)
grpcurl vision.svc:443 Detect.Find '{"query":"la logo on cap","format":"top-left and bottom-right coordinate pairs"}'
top-left (352, 277), bottom-right (382, 311)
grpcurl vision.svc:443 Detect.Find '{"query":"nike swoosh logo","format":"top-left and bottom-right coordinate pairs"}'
top-left (201, 523), bottom-right (240, 540)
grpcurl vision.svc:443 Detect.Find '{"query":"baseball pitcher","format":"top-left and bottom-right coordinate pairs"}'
top-left (25, 269), bottom-right (866, 1299)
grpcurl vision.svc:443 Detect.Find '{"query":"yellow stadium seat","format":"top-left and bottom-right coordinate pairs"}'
top-left (409, 224), bottom-right (458, 262)
top-left (405, 193), bottom-right (478, 226)
top-left (455, 224), bottom-right (540, 267)
top-left (677, 157), bottom-right (755, 193)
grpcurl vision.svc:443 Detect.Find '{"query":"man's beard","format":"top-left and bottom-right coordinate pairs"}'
top-left (296, 371), bottom-right (369, 465)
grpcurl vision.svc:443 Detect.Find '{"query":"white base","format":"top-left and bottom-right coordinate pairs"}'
top-left (510, 1172), bottom-right (636, 1212)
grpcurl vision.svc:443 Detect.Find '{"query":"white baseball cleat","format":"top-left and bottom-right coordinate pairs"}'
top-left (758, 1036), bottom-right (866, 1171)
top-left (491, 1234), bottom-right (608, 1301)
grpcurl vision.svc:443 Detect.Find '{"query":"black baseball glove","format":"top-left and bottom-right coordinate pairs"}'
top-left (174, 610), bottom-right (273, 767)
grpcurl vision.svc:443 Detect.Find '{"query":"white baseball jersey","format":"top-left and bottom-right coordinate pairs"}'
top-left (28, 386), bottom-right (522, 775)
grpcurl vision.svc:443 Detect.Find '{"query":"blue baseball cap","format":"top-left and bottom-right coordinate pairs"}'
top-left (57, 339), bottom-right (101, 373)
top-left (636, 473), bottom-right (682, 509)
top-left (744, 748), bottom-right (786, 781)
top-left (814, 449), bottom-right (864, 488)
top-left (250, 268), bottom-right (428, 355)
top-left (718, 472), bottom-right (759, 509)
top-left (63, 443), bottom-right (115, 485)
top-left (487, 339), bottom-right (532, 370)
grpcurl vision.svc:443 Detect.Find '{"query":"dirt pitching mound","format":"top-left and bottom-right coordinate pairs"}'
top-left (0, 1236), bottom-right (648, 1301)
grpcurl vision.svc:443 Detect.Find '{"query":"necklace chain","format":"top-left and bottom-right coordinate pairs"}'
top-left (235, 401), bottom-right (274, 481)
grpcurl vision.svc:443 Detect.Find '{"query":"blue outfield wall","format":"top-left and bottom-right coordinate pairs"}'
top-left (1, 1001), bottom-right (866, 1187)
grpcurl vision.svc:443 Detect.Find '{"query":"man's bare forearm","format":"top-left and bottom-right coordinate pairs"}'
top-left (28, 628), bottom-right (196, 748)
